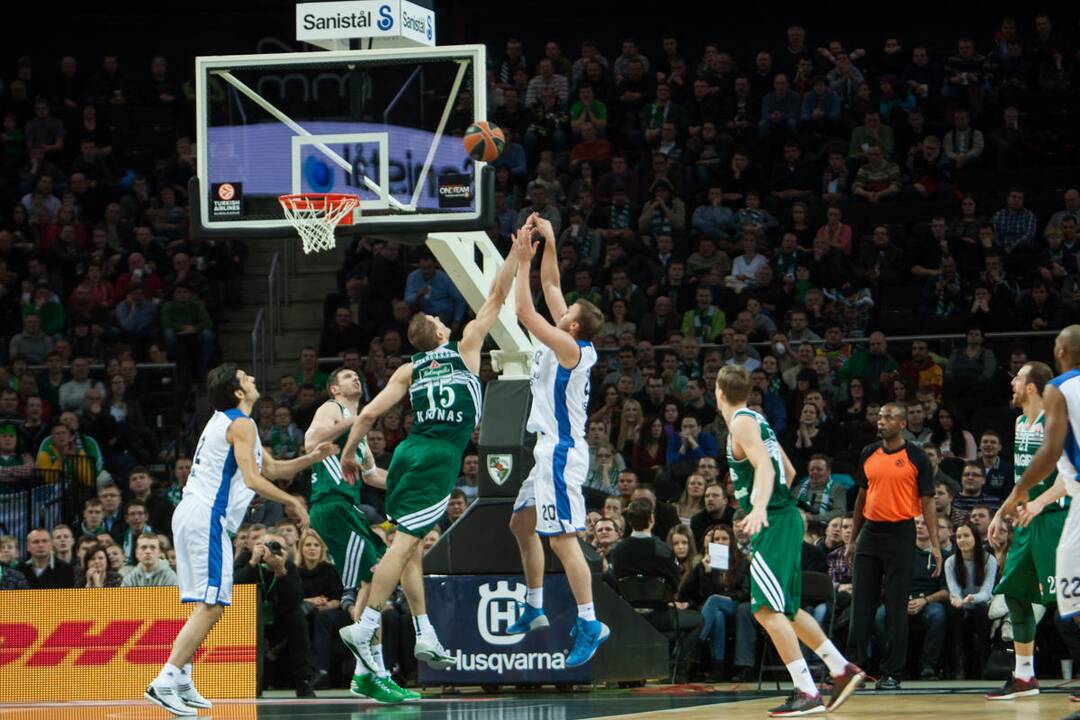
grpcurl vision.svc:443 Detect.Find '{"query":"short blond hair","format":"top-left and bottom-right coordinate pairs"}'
top-left (716, 364), bottom-right (751, 404)
top-left (408, 314), bottom-right (441, 352)
top-left (574, 299), bottom-right (605, 341)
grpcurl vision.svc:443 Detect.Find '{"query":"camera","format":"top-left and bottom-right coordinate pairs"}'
top-left (265, 540), bottom-right (284, 556)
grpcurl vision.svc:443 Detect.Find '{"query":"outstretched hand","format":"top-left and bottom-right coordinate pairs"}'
top-left (512, 223), bottom-right (539, 263)
top-left (529, 212), bottom-right (555, 244)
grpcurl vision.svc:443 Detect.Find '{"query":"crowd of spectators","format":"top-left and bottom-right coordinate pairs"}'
top-left (317, 17), bottom-right (1080, 686)
top-left (5, 12), bottom-right (1080, 695)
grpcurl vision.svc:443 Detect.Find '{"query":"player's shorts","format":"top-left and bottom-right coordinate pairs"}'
top-left (1057, 502), bottom-right (1080, 620)
top-left (173, 496), bottom-right (233, 606)
top-left (994, 507), bottom-right (1066, 605)
top-left (748, 504), bottom-right (803, 620)
top-left (310, 497), bottom-right (386, 589)
top-left (385, 436), bottom-right (461, 538)
top-left (513, 434), bottom-right (587, 536)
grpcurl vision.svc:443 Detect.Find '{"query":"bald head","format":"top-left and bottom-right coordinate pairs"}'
top-left (1056, 325), bottom-right (1080, 369)
top-left (882, 402), bottom-right (907, 421)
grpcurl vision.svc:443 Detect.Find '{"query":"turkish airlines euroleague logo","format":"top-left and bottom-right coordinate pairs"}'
top-left (210, 181), bottom-right (243, 219)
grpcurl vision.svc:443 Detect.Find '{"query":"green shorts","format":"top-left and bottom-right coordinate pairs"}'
top-left (994, 508), bottom-right (1066, 605)
top-left (309, 497), bottom-right (386, 589)
top-left (385, 436), bottom-right (461, 538)
top-left (748, 504), bottom-right (803, 620)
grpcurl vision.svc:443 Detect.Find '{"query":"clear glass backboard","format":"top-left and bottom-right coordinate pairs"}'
top-left (193, 44), bottom-right (490, 237)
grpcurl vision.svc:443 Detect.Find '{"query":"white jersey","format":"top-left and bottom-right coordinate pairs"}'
top-left (183, 408), bottom-right (263, 533)
top-left (526, 342), bottom-right (597, 441)
top-left (1050, 368), bottom-right (1080, 498)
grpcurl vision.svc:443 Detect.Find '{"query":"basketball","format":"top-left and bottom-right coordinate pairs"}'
top-left (463, 121), bottom-right (505, 162)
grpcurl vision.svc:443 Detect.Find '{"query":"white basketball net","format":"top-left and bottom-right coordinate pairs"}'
top-left (278, 194), bottom-right (360, 254)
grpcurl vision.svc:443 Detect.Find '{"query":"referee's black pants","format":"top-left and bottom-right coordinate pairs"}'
top-left (847, 519), bottom-right (915, 678)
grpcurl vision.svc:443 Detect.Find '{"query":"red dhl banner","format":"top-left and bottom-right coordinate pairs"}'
top-left (0, 585), bottom-right (257, 701)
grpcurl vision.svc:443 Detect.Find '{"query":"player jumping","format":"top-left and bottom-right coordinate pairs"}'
top-left (337, 231), bottom-right (520, 676)
top-left (506, 215), bottom-right (610, 666)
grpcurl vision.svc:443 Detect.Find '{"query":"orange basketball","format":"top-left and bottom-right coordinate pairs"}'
top-left (463, 121), bottom-right (506, 162)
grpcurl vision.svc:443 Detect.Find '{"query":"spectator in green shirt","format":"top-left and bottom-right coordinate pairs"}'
top-left (22, 284), bottom-right (65, 337)
top-left (160, 283), bottom-right (216, 379)
top-left (294, 346), bottom-right (329, 393)
top-left (681, 286), bottom-right (726, 342)
top-left (570, 85), bottom-right (608, 137)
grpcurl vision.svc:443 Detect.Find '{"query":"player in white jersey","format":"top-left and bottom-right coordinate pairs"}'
top-left (1002, 326), bottom-right (1080, 716)
top-left (507, 215), bottom-right (611, 667)
top-left (145, 364), bottom-right (335, 717)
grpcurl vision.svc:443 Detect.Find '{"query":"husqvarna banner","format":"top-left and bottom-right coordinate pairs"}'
top-left (420, 575), bottom-right (592, 684)
top-left (0, 585), bottom-right (258, 701)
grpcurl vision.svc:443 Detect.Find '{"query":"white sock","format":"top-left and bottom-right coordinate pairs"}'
top-left (154, 663), bottom-right (182, 687)
top-left (357, 606), bottom-right (380, 641)
top-left (1015, 654), bottom-right (1035, 681)
top-left (177, 663), bottom-right (193, 688)
top-left (577, 603), bottom-right (596, 622)
top-left (372, 643), bottom-right (390, 678)
top-left (413, 613), bottom-right (435, 639)
top-left (526, 587), bottom-right (544, 609)
top-left (786, 658), bottom-right (818, 696)
top-left (814, 639), bottom-right (848, 677)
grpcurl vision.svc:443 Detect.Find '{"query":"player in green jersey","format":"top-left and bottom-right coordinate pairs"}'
top-left (303, 367), bottom-right (416, 703)
top-left (717, 365), bottom-right (865, 717)
top-left (337, 230), bottom-right (522, 678)
top-left (986, 361), bottom-right (1070, 700)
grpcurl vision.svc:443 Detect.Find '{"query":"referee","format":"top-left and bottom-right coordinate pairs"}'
top-left (846, 403), bottom-right (941, 690)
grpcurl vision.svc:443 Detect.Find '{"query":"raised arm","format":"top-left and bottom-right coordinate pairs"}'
top-left (534, 214), bottom-right (569, 323)
top-left (459, 236), bottom-right (521, 369)
top-left (230, 419), bottom-right (311, 530)
top-left (340, 363), bottom-right (413, 482)
top-left (513, 227), bottom-right (581, 368)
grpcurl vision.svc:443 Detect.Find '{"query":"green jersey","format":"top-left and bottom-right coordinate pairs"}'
top-left (408, 341), bottom-right (482, 449)
top-left (310, 400), bottom-right (368, 506)
top-left (1015, 411), bottom-right (1067, 510)
top-left (725, 407), bottom-right (795, 514)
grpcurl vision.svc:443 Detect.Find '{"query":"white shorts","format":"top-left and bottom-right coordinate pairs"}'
top-left (173, 497), bottom-right (234, 606)
top-left (513, 436), bottom-right (587, 536)
top-left (1058, 501), bottom-right (1080, 620)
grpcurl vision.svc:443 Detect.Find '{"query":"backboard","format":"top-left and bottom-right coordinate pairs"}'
top-left (192, 44), bottom-right (490, 238)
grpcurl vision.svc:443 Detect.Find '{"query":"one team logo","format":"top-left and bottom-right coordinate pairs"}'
top-left (487, 454), bottom-right (513, 486)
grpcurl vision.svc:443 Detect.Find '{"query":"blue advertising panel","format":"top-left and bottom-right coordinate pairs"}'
top-left (419, 575), bottom-right (592, 684)
top-left (206, 122), bottom-right (476, 213)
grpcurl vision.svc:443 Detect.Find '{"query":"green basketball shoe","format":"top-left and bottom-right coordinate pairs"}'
top-left (350, 673), bottom-right (404, 704)
top-left (381, 675), bottom-right (421, 702)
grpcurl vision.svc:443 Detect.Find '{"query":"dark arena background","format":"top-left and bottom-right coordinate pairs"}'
top-left (1, 1), bottom-right (1080, 718)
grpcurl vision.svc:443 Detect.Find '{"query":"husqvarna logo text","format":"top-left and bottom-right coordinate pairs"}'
top-left (477, 581), bottom-right (526, 646)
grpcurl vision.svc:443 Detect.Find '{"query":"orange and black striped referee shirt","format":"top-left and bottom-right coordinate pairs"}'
top-left (857, 441), bottom-right (934, 522)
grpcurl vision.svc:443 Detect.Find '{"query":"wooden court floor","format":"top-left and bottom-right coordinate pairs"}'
top-left (0, 687), bottom-right (1074, 719)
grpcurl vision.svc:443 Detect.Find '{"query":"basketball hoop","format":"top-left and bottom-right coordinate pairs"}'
top-left (278, 193), bottom-right (360, 254)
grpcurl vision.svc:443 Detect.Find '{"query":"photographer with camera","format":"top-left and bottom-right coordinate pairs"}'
top-left (235, 530), bottom-right (314, 697)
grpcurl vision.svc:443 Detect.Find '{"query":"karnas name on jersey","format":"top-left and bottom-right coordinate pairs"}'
top-left (416, 408), bottom-right (466, 424)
